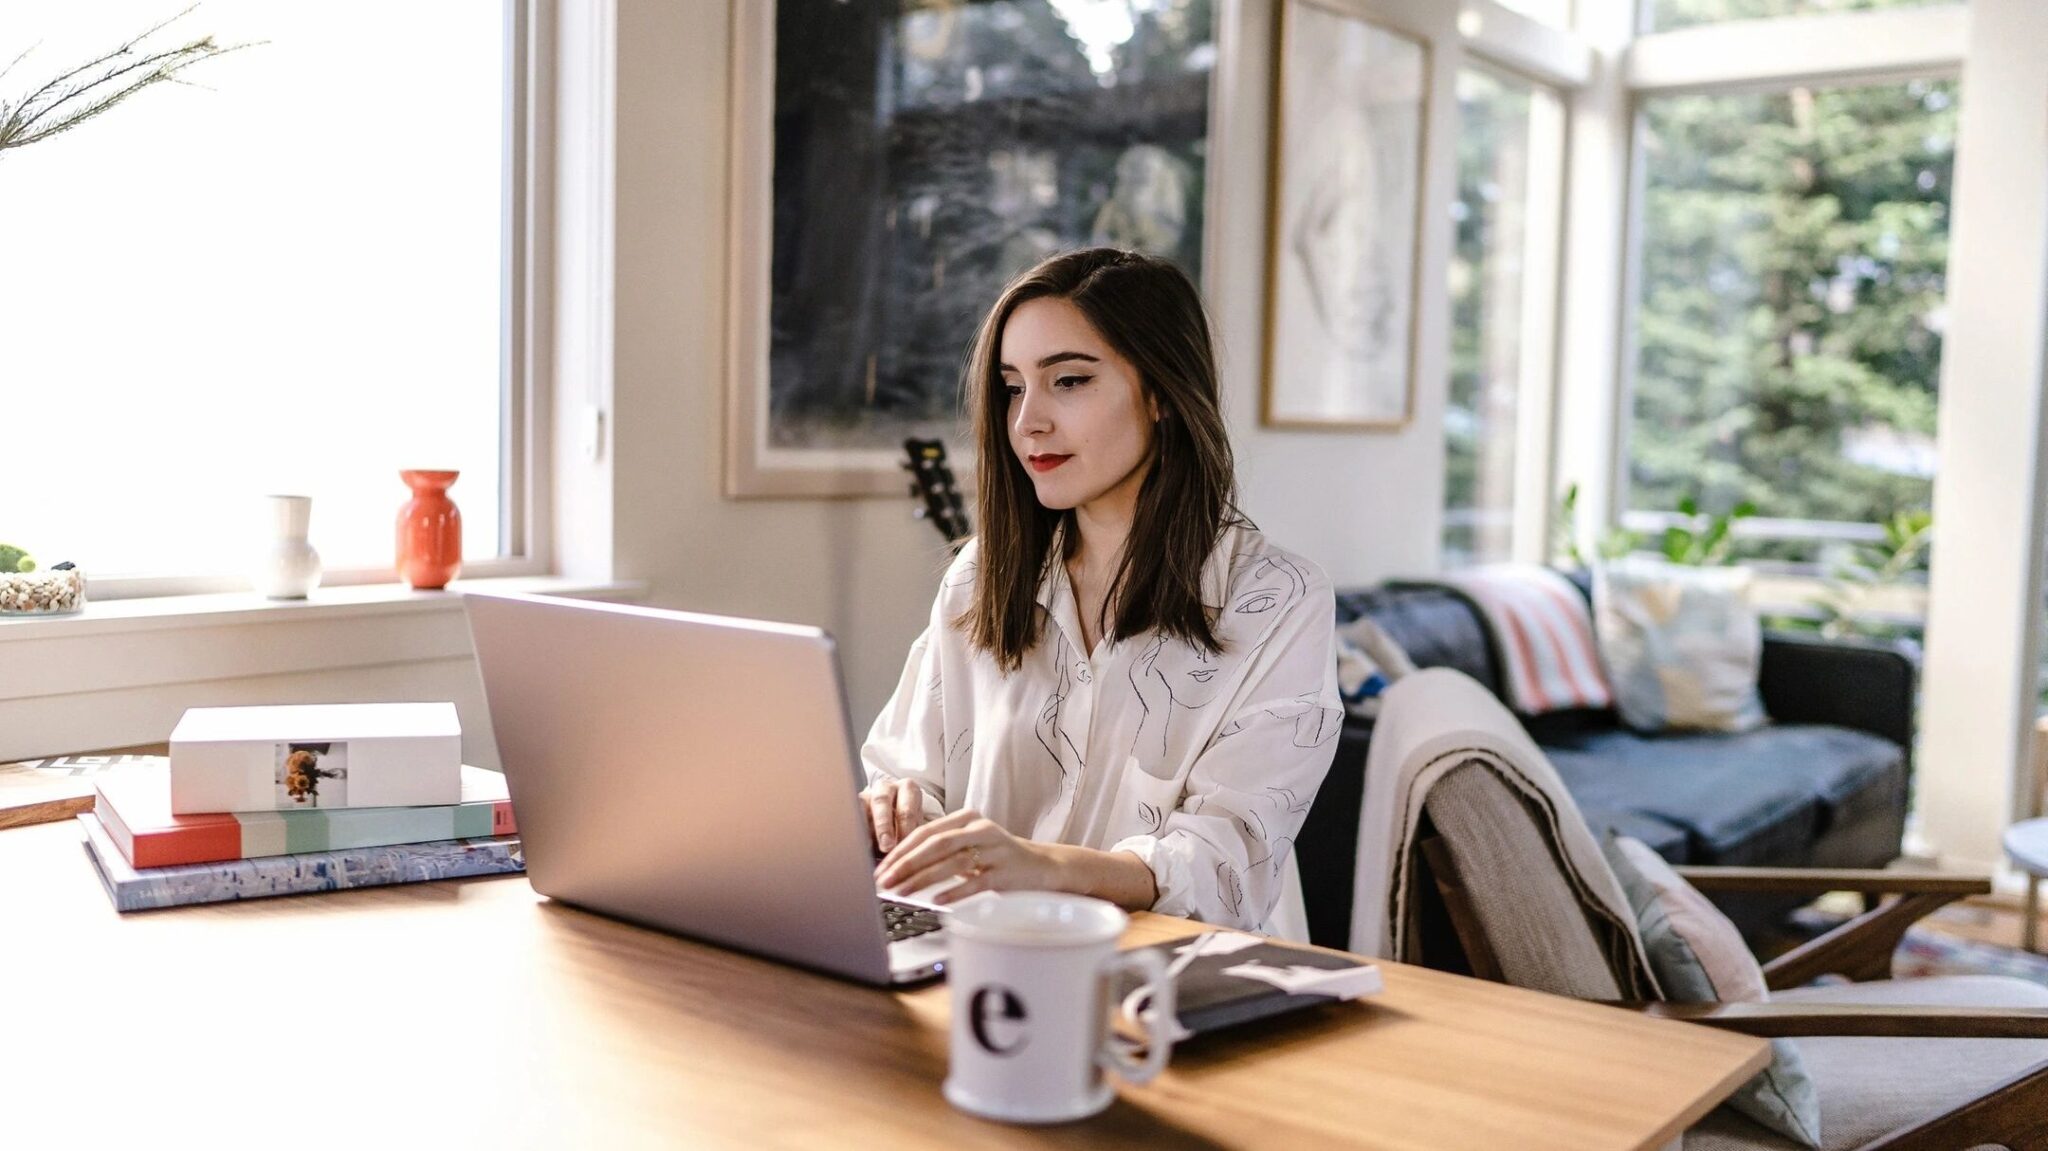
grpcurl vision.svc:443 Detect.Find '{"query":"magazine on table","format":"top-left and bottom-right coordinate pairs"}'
top-left (1117, 930), bottom-right (1383, 1041)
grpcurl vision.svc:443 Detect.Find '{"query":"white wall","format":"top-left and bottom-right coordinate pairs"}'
top-left (1214, 0), bottom-right (1451, 588)
top-left (603, 0), bottom-right (959, 730)
top-left (1914, 0), bottom-right (2048, 873)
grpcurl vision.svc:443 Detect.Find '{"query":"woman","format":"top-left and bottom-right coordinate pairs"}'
top-left (865, 248), bottom-right (1341, 933)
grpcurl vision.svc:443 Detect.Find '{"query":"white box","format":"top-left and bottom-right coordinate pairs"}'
top-left (169, 702), bottom-right (462, 814)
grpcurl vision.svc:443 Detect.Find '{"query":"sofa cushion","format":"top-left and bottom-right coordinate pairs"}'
top-left (1548, 725), bottom-right (1900, 868)
top-left (1433, 565), bottom-right (1614, 714)
top-left (1684, 975), bottom-right (2048, 1151)
top-left (1594, 558), bottom-right (1767, 733)
top-left (1581, 805), bottom-right (1692, 863)
top-left (1805, 754), bottom-right (1909, 871)
top-left (1336, 586), bottom-right (1501, 698)
top-left (1335, 616), bottom-right (1415, 718)
top-left (1540, 725), bottom-right (1906, 863)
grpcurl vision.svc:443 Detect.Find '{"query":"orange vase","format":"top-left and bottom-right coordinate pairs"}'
top-left (397, 470), bottom-right (463, 590)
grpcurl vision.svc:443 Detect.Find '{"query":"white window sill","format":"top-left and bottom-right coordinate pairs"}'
top-left (0, 577), bottom-right (645, 763)
top-left (0, 576), bottom-right (645, 642)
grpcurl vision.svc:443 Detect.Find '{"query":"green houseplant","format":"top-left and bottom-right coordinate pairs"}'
top-left (1555, 483), bottom-right (1758, 569)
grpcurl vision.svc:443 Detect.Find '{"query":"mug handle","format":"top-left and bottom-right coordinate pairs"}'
top-left (1099, 948), bottom-right (1176, 1086)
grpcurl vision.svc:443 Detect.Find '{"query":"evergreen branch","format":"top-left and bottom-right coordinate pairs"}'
top-left (0, 42), bottom-right (39, 90)
top-left (0, 4), bottom-right (256, 157)
top-left (17, 37), bottom-right (258, 143)
top-left (9, 69), bottom-right (193, 150)
top-left (13, 3), bottom-right (201, 112)
top-left (10, 41), bottom-right (223, 141)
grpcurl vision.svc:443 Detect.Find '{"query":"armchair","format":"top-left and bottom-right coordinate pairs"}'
top-left (1365, 668), bottom-right (2048, 1151)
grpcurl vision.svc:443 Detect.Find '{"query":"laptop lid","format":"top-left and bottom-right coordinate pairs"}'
top-left (465, 592), bottom-right (907, 985)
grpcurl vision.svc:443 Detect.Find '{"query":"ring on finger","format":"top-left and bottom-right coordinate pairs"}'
top-left (967, 846), bottom-right (986, 878)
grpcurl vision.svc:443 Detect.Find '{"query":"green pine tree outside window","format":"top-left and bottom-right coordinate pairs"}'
top-left (1628, 66), bottom-right (1954, 569)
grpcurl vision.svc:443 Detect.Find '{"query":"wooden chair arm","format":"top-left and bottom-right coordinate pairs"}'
top-left (1760, 891), bottom-right (1964, 989)
top-left (1612, 1001), bottom-right (2048, 1040)
top-left (1673, 867), bottom-right (1990, 897)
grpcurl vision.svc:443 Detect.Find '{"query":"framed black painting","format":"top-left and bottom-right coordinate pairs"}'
top-left (727, 0), bottom-right (1217, 496)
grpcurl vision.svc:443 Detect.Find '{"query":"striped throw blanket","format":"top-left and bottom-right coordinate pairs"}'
top-left (1435, 565), bottom-right (1612, 715)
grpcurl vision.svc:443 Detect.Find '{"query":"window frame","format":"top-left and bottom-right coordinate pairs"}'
top-left (1442, 54), bottom-right (1573, 566)
top-left (1443, 2), bottom-right (1587, 566)
top-left (1608, 3), bottom-right (1967, 575)
top-left (73, 0), bottom-right (557, 601)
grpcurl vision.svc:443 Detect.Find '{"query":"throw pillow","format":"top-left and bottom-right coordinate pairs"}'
top-left (1436, 565), bottom-right (1613, 715)
top-left (1602, 834), bottom-right (1821, 1149)
top-left (1335, 617), bottom-right (1414, 719)
top-left (1593, 557), bottom-right (1765, 733)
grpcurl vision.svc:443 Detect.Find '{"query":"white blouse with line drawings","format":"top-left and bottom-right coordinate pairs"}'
top-left (860, 525), bottom-right (1344, 932)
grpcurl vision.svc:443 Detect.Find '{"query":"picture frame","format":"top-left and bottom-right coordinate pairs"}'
top-left (727, 0), bottom-right (892, 498)
top-left (726, 0), bottom-right (1217, 497)
top-left (1261, 0), bottom-right (1431, 430)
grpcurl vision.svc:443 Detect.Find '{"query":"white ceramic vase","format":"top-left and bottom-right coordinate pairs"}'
top-left (256, 494), bottom-right (322, 600)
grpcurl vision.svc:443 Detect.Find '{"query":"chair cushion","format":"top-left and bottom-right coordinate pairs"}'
top-left (1541, 725), bottom-right (1904, 864)
top-left (1605, 836), bottom-right (1820, 1148)
top-left (1608, 837), bottom-right (1767, 1003)
top-left (1683, 975), bottom-right (2048, 1151)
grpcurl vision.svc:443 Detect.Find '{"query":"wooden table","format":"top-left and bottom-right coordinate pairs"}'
top-left (0, 819), bottom-right (1766, 1150)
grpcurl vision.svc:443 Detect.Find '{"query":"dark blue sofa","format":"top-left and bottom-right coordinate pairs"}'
top-left (1295, 582), bottom-right (1916, 949)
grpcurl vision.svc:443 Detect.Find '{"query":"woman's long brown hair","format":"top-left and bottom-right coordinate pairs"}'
top-left (960, 248), bottom-right (1244, 672)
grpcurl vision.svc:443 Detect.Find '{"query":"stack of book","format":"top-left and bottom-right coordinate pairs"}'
top-left (77, 703), bottom-right (525, 912)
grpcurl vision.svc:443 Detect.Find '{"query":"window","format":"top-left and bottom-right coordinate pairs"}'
top-left (1626, 77), bottom-right (1956, 566)
top-left (1, 1), bottom-right (524, 585)
top-left (1644, 0), bottom-right (1956, 34)
top-left (1444, 66), bottom-right (1566, 567)
top-left (1494, 0), bottom-right (1574, 27)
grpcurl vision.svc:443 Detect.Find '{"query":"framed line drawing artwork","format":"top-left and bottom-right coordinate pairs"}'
top-left (1261, 0), bottom-right (1429, 430)
top-left (728, 0), bottom-right (1219, 497)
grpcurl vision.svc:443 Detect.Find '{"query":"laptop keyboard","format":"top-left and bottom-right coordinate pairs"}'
top-left (881, 899), bottom-right (943, 943)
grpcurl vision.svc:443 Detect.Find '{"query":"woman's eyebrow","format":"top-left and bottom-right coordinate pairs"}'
top-left (997, 351), bottom-right (1102, 372)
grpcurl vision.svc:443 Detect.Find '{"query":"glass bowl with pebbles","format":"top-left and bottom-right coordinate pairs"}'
top-left (0, 547), bottom-right (85, 616)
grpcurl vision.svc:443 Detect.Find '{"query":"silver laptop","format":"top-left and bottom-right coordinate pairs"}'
top-left (465, 592), bottom-right (949, 985)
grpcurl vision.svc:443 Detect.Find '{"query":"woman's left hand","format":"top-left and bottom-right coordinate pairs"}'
top-left (874, 808), bottom-right (1068, 905)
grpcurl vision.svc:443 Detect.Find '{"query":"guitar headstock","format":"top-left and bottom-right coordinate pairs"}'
top-left (902, 438), bottom-right (972, 546)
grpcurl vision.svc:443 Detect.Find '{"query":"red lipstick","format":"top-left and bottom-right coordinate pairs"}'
top-left (1028, 454), bottom-right (1072, 473)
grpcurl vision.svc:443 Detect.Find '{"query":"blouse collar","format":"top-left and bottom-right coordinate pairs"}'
top-left (1030, 521), bottom-right (1246, 630)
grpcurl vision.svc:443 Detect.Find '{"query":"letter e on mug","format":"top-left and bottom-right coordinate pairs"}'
top-left (942, 893), bottom-right (1176, 1124)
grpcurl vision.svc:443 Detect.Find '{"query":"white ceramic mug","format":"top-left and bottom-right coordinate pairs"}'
top-left (941, 892), bottom-right (1177, 1124)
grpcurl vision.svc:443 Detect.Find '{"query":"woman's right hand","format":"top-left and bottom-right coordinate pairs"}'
top-left (862, 777), bottom-right (931, 854)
